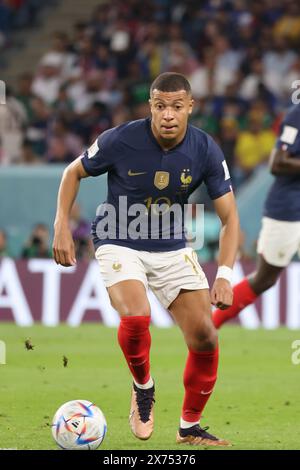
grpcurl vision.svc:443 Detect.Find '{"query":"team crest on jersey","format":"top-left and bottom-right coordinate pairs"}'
top-left (180, 169), bottom-right (193, 189)
top-left (154, 171), bottom-right (169, 190)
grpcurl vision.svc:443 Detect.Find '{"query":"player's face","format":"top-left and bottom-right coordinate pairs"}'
top-left (149, 90), bottom-right (193, 148)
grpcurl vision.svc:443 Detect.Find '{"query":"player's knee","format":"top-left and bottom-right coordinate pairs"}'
top-left (119, 302), bottom-right (151, 317)
top-left (188, 325), bottom-right (218, 352)
top-left (109, 293), bottom-right (151, 317)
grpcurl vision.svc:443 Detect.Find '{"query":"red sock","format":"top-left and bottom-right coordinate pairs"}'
top-left (118, 316), bottom-right (151, 385)
top-left (182, 346), bottom-right (219, 423)
top-left (212, 278), bottom-right (257, 329)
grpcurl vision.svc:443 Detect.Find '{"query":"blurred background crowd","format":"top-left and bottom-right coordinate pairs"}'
top-left (1, 0), bottom-right (300, 260)
top-left (0, 0), bottom-right (41, 49)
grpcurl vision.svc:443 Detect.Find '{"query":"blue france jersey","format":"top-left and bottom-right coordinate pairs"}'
top-left (264, 105), bottom-right (300, 221)
top-left (81, 118), bottom-right (232, 251)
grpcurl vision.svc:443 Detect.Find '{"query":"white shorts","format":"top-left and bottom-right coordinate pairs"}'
top-left (257, 217), bottom-right (300, 267)
top-left (95, 244), bottom-right (209, 308)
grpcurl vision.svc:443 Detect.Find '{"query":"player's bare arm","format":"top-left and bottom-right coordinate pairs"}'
top-left (269, 148), bottom-right (300, 175)
top-left (53, 158), bottom-right (89, 267)
top-left (211, 191), bottom-right (240, 310)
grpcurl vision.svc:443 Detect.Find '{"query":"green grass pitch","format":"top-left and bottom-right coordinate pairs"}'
top-left (0, 324), bottom-right (299, 450)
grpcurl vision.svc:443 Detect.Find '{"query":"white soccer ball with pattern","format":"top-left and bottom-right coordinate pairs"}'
top-left (52, 400), bottom-right (107, 450)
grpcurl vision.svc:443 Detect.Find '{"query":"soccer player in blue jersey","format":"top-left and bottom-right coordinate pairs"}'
top-left (53, 73), bottom-right (239, 446)
top-left (213, 104), bottom-right (300, 329)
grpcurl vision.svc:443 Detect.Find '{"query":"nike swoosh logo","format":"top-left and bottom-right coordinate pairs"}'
top-left (128, 170), bottom-right (147, 176)
top-left (200, 389), bottom-right (214, 395)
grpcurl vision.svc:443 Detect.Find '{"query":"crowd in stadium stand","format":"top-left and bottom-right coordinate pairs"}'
top-left (18, 205), bottom-right (94, 260)
top-left (0, 201), bottom-right (94, 259)
top-left (1, 0), bottom-right (300, 259)
top-left (0, 0), bottom-right (49, 49)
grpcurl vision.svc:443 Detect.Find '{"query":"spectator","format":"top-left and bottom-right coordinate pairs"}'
top-left (239, 58), bottom-right (269, 102)
top-left (19, 139), bottom-right (41, 165)
top-left (21, 223), bottom-right (51, 258)
top-left (39, 31), bottom-right (78, 80)
top-left (70, 202), bottom-right (94, 260)
top-left (211, 35), bottom-right (242, 95)
top-left (235, 110), bottom-right (276, 182)
top-left (47, 118), bottom-right (83, 163)
top-left (218, 116), bottom-right (239, 187)
top-left (263, 36), bottom-right (297, 98)
top-left (53, 84), bottom-right (75, 121)
top-left (25, 96), bottom-right (50, 157)
top-left (190, 97), bottom-right (218, 136)
top-left (273, 1), bottom-right (300, 45)
top-left (15, 73), bottom-right (35, 121)
top-left (31, 53), bottom-right (63, 105)
top-left (0, 87), bottom-right (27, 164)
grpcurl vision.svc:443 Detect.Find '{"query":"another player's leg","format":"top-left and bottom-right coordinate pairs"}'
top-left (108, 280), bottom-right (155, 440)
top-left (212, 255), bottom-right (283, 329)
top-left (169, 289), bottom-right (230, 447)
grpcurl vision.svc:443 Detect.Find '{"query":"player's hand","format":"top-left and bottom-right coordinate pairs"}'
top-left (210, 278), bottom-right (233, 310)
top-left (52, 224), bottom-right (76, 267)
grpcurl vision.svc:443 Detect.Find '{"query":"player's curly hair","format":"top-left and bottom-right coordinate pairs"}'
top-left (150, 72), bottom-right (191, 96)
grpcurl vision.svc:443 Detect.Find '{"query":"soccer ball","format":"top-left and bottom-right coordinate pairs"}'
top-left (51, 400), bottom-right (107, 450)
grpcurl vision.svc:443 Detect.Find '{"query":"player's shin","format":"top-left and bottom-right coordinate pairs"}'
top-left (117, 315), bottom-right (153, 387)
top-left (212, 278), bottom-right (257, 329)
top-left (181, 345), bottom-right (219, 426)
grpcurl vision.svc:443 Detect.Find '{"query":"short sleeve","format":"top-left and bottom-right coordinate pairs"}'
top-left (204, 137), bottom-right (232, 200)
top-left (276, 106), bottom-right (300, 154)
top-left (81, 128), bottom-right (116, 176)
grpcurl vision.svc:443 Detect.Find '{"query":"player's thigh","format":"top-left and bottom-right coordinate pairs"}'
top-left (95, 244), bottom-right (150, 317)
top-left (257, 217), bottom-right (300, 268)
top-left (169, 288), bottom-right (217, 351)
top-left (145, 247), bottom-right (209, 310)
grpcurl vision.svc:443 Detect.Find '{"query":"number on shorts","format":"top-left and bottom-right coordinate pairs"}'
top-left (184, 251), bottom-right (200, 275)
